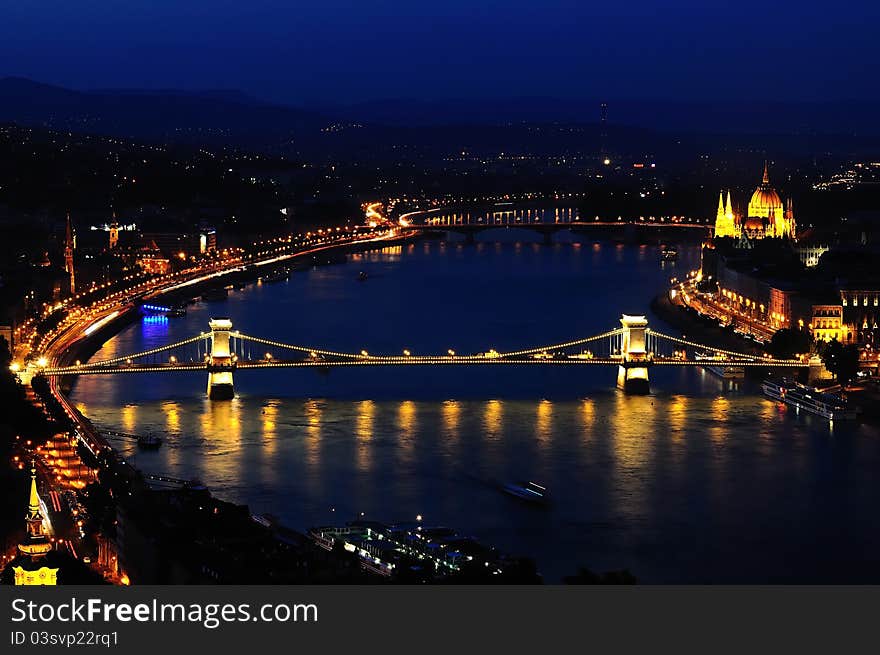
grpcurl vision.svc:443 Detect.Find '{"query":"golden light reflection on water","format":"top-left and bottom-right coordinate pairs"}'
top-left (536, 399), bottom-right (553, 445)
top-left (304, 400), bottom-right (322, 469)
top-left (667, 395), bottom-right (687, 442)
top-left (441, 400), bottom-right (460, 438)
top-left (397, 400), bottom-right (417, 465)
top-left (580, 398), bottom-right (595, 439)
top-left (609, 392), bottom-right (655, 470)
top-left (122, 404), bottom-right (137, 433)
top-left (355, 400), bottom-right (374, 472)
top-left (710, 396), bottom-right (729, 444)
top-left (261, 401), bottom-right (279, 458)
top-left (483, 399), bottom-right (503, 440)
top-left (161, 401), bottom-right (180, 434)
top-left (204, 398), bottom-right (242, 445)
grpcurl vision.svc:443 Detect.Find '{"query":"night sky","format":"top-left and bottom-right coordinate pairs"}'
top-left (3, 1), bottom-right (878, 105)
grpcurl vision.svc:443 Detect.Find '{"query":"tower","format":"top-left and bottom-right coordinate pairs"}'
top-left (714, 190), bottom-right (738, 238)
top-left (63, 213), bottom-right (75, 295)
top-left (784, 197), bottom-right (796, 239)
top-left (108, 212), bottom-right (119, 250)
top-left (207, 318), bottom-right (235, 400)
top-left (599, 102), bottom-right (609, 164)
top-left (617, 314), bottom-right (651, 394)
top-left (11, 465), bottom-right (58, 585)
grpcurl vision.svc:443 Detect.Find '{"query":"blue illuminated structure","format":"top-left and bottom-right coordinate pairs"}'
top-left (140, 303), bottom-right (185, 318)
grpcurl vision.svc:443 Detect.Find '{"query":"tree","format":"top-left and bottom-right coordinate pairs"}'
top-left (820, 338), bottom-right (860, 386)
top-left (768, 328), bottom-right (812, 360)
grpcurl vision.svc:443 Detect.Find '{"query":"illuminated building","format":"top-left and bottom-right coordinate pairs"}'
top-left (714, 163), bottom-right (796, 242)
top-left (137, 252), bottom-right (171, 275)
top-left (743, 163), bottom-right (795, 239)
top-left (199, 226), bottom-right (217, 254)
top-left (797, 243), bottom-right (830, 267)
top-left (840, 289), bottom-right (880, 344)
top-left (8, 465), bottom-right (59, 585)
top-left (810, 305), bottom-right (845, 342)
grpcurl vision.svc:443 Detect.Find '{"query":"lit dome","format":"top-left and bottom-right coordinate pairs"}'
top-left (749, 187), bottom-right (783, 212)
top-left (747, 163), bottom-right (783, 220)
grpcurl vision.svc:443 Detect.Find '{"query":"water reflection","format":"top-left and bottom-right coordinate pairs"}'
top-left (355, 400), bottom-right (374, 473)
top-left (162, 401), bottom-right (180, 434)
top-left (397, 400), bottom-right (417, 466)
top-left (122, 404), bottom-right (137, 433)
top-left (536, 399), bottom-right (553, 446)
top-left (483, 399), bottom-right (503, 441)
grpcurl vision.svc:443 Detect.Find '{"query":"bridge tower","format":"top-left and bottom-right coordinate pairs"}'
top-left (617, 314), bottom-right (651, 394)
top-left (207, 318), bottom-right (235, 400)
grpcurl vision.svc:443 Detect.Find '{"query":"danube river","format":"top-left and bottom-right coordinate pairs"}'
top-left (71, 234), bottom-right (880, 582)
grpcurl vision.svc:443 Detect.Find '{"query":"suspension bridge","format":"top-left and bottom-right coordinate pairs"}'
top-left (40, 315), bottom-right (813, 399)
top-left (399, 207), bottom-right (711, 243)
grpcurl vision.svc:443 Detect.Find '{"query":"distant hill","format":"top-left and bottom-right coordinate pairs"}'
top-left (3, 78), bottom-right (880, 162)
top-left (0, 77), bottom-right (326, 147)
top-left (323, 95), bottom-right (880, 137)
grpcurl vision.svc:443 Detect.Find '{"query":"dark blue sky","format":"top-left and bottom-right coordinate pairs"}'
top-left (3, 1), bottom-right (878, 105)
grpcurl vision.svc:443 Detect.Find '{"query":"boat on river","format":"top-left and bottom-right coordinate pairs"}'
top-left (501, 481), bottom-right (549, 505)
top-left (762, 378), bottom-right (857, 421)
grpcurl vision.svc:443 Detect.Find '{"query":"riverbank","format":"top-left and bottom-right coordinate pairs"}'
top-left (650, 290), bottom-right (765, 357)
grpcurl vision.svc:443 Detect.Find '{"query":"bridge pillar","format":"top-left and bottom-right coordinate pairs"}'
top-left (207, 317), bottom-right (235, 400)
top-left (617, 314), bottom-right (651, 394)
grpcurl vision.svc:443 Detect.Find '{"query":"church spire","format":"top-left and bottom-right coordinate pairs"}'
top-left (717, 191), bottom-right (725, 217)
top-left (762, 161), bottom-right (770, 185)
top-left (108, 210), bottom-right (119, 250)
top-left (725, 190), bottom-right (734, 219)
top-left (64, 213), bottom-right (75, 295)
top-left (25, 463), bottom-right (47, 541)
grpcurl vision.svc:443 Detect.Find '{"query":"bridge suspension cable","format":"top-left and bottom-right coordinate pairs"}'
top-left (234, 333), bottom-right (368, 360)
top-left (54, 333), bottom-right (211, 370)
top-left (496, 328), bottom-right (625, 358)
top-left (648, 330), bottom-right (788, 362)
top-left (236, 328), bottom-right (627, 362)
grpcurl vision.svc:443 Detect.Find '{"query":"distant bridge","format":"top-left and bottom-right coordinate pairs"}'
top-left (398, 206), bottom-right (711, 243)
top-left (41, 315), bottom-right (810, 399)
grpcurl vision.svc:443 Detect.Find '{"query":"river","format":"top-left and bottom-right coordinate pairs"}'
top-left (70, 231), bottom-right (880, 583)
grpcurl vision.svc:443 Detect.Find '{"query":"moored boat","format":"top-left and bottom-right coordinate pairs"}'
top-left (762, 378), bottom-right (857, 421)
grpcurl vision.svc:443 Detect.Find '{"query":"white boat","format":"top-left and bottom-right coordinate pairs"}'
top-left (762, 378), bottom-right (857, 421)
top-left (501, 481), bottom-right (549, 505)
